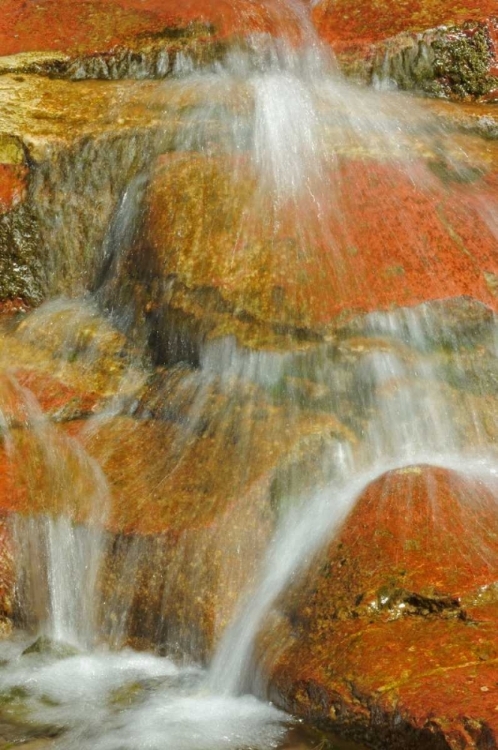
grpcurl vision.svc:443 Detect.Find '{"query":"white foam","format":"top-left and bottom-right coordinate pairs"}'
top-left (0, 648), bottom-right (287, 750)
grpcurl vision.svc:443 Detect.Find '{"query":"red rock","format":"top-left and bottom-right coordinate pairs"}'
top-left (268, 465), bottom-right (498, 748)
top-left (13, 369), bottom-right (101, 419)
top-left (0, 0), bottom-right (304, 58)
top-left (136, 152), bottom-right (498, 351)
top-left (313, 1), bottom-right (498, 100)
top-left (312, 0), bottom-right (497, 48)
top-left (0, 165), bottom-right (28, 213)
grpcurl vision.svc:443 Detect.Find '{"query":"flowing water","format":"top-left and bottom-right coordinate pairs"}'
top-left (0, 0), bottom-right (498, 748)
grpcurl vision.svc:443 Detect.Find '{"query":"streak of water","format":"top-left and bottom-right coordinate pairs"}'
top-left (210, 449), bottom-right (498, 696)
top-left (0, 372), bottom-right (110, 648)
top-left (0, 1), bottom-right (497, 747)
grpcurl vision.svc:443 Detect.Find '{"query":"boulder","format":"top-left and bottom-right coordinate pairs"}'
top-left (128, 149), bottom-right (498, 357)
top-left (268, 465), bottom-right (498, 748)
top-left (313, 0), bottom-right (498, 99)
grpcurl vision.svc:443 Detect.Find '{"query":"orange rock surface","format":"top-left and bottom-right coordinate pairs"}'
top-left (139, 151), bottom-right (498, 349)
top-left (313, 0), bottom-right (497, 48)
top-left (269, 465), bottom-right (498, 748)
top-left (0, 0), bottom-right (305, 57)
top-left (0, 165), bottom-right (27, 213)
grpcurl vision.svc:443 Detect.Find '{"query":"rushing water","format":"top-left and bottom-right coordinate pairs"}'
top-left (0, 0), bottom-right (498, 748)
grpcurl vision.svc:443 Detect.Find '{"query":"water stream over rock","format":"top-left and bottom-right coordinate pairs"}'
top-left (0, 0), bottom-right (497, 748)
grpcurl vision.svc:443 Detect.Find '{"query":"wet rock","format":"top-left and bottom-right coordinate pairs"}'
top-left (22, 636), bottom-right (79, 659)
top-left (0, 300), bottom-right (147, 420)
top-left (313, 0), bottom-right (498, 99)
top-left (0, 352), bottom-right (351, 656)
top-left (132, 151), bottom-right (498, 356)
top-left (0, 0), bottom-right (305, 80)
top-left (0, 74), bottom-right (186, 304)
top-left (0, 73), bottom-right (254, 306)
top-left (74, 401), bottom-right (348, 655)
top-left (0, 4), bottom-right (221, 81)
top-left (268, 465), bottom-right (498, 749)
top-left (83, 369), bottom-right (348, 654)
top-left (370, 20), bottom-right (498, 100)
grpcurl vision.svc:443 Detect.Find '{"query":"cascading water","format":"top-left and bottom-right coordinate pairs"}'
top-left (0, 0), bottom-right (497, 748)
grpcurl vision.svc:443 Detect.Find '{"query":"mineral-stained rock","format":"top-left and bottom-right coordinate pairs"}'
top-left (0, 299), bottom-right (145, 416)
top-left (0, 352), bottom-right (352, 655)
top-left (0, 0), bottom-right (305, 80)
top-left (128, 150), bottom-right (498, 357)
top-left (267, 465), bottom-right (498, 749)
top-left (313, 0), bottom-right (498, 100)
top-left (0, 71), bottom-right (245, 304)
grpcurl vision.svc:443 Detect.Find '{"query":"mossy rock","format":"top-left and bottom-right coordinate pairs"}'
top-left (428, 23), bottom-right (496, 99)
top-left (22, 636), bottom-right (80, 659)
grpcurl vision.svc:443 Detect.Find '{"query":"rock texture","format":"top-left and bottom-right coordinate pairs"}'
top-left (313, 0), bottom-right (498, 99)
top-left (128, 147), bottom-right (498, 355)
top-left (0, 0), bottom-right (304, 79)
top-left (269, 465), bottom-right (498, 749)
top-left (0, 1), bottom-right (497, 747)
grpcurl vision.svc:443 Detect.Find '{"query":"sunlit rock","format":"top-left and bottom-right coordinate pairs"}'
top-left (0, 0), bottom-right (308, 79)
top-left (268, 465), bottom-right (498, 748)
top-left (313, 0), bottom-right (498, 100)
top-left (131, 149), bottom-right (498, 356)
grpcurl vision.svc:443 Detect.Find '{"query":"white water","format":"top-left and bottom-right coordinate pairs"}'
top-left (0, 637), bottom-right (288, 750)
top-left (0, 2), bottom-right (497, 748)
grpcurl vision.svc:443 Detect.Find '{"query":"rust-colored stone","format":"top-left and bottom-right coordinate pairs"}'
top-left (0, 0), bottom-right (304, 58)
top-left (313, 0), bottom-right (497, 48)
top-left (136, 151), bottom-right (498, 351)
top-left (269, 465), bottom-right (498, 748)
top-left (0, 165), bottom-right (27, 213)
top-left (313, 1), bottom-right (498, 99)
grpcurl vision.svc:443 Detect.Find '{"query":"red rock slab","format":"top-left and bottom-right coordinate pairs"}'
top-left (0, 0), bottom-right (305, 58)
top-left (12, 369), bottom-right (101, 420)
top-left (141, 152), bottom-right (498, 347)
top-left (0, 165), bottom-right (27, 213)
top-left (272, 611), bottom-right (498, 749)
top-left (312, 0), bottom-right (497, 49)
top-left (268, 465), bottom-right (498, 747)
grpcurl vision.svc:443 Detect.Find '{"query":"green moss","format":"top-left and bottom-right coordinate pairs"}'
top-left (0, 205), bottom-right (43, 304)
top-left (429, 24), bottom-right (495, 99)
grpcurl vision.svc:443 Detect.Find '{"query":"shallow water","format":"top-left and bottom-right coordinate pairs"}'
top-left (0, 635), bottom-right (365, 750)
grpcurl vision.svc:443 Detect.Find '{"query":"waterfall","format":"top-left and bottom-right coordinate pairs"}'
top-left (0, 0), bottom-right (497, 748)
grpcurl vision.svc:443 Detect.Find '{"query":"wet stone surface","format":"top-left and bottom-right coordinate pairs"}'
top-left (267, 466), bottom-right (498, 749)
top-left (0, 1), bottom-right (497, 749)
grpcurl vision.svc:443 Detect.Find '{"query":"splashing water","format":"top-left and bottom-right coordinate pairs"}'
top-left (0, 1), bottom-right (497, 748)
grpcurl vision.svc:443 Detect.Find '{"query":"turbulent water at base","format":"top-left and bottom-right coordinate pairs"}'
top-left (0, 1), bottom-right (498, 748)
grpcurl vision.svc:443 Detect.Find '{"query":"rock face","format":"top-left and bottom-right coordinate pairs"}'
top-left (269, 466), bottom-right (498, 749)
top-left (0, 1), bottom-right (497, 747)
top-left (0, 0), bottom-right (305, 79)
top-left (128, 147), bottom-right (498, 356)
top-left (0, 301), bottom-right (354, 658)
top-left (313, 0), bottom-right (498, 99)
